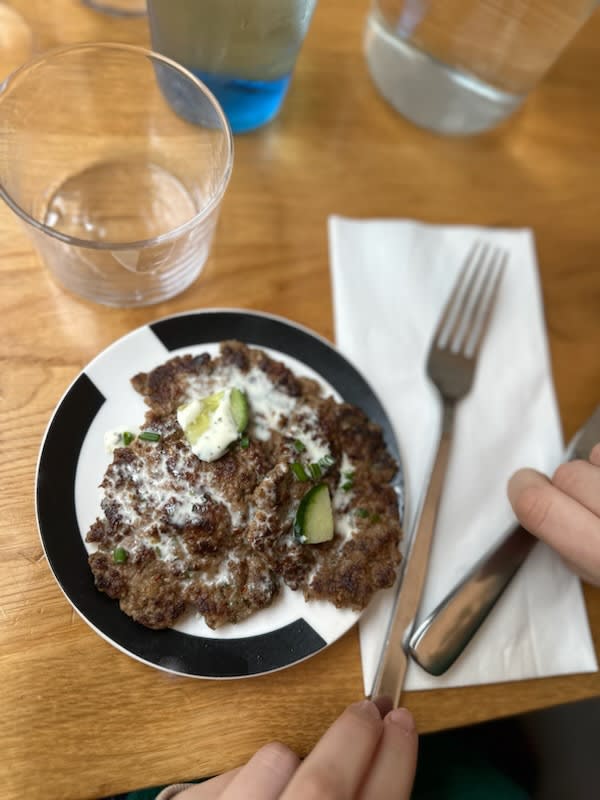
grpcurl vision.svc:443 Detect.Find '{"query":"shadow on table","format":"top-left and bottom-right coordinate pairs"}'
top-left (413, 695), bottom-right (600, 800)
top-left (100, 695), bottom-right (600, 800)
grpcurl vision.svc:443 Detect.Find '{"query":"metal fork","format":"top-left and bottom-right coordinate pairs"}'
top-left (369, 241), bottom-right (507, 707)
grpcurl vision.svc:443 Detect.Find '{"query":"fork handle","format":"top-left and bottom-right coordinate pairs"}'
top-left (407, 524), bottom-right (536, 676)
top-left (370, 409), bottom-right (454, 707)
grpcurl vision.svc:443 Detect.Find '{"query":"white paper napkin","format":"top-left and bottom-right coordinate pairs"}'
top-left (328, 216), bottom-right (598, 694)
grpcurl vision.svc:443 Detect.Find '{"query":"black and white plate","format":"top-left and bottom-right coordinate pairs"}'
top-left (36, 310), bottom-right (403, 679)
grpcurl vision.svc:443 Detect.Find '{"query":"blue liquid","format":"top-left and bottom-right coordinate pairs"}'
top-left (194, 70), bottom-right (292, 134)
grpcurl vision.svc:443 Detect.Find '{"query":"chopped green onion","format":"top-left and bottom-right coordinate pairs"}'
top-left (154, 545), bottom-right (162, 557)
top-left (356, 508), bottom-right (370, 519)
top-left (240, 435), bottom-right (250, 449)
top-left (341, 469), bottom-right (355, 491)
top-left (370, 513), bottom-right (381, 523)
top-left (113, 547), bottom-right (128, 563)
top-left (139, 431), bottom-right (161, 442)
top-left (122, 431), bottom-right (135, 446)
top-left (291, 462), bottom-right (309, 481)
top-left (293, 439), bottom-right (306, 453)
top-left (319, 454), bottom-right (335, 470)
top-left (308, 462), bottom-right (322, 480)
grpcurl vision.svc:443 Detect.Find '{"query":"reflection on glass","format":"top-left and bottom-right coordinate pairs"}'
top-left (81, 0), bottom-right (146, 17)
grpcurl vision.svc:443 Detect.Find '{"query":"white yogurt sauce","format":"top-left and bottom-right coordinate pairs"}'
top-left (332, 453), bottom-right (358, 543)
top-left (231, 366), bottom-right (297, 441)
top-left (104, 426), bottom-right (139, 454)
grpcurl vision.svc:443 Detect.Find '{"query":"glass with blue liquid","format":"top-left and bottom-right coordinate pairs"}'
top-left (147, 0), bottom-right (317, 134)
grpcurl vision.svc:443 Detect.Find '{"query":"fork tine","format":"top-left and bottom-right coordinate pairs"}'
top-left (434, 241), bottom-right (485, 347)
top-left (443, 241), bottom-right (491, 351)
top-left (465, 248), bottom-right (507, 357)
top-left (456, 247), bottom-right (500, 351)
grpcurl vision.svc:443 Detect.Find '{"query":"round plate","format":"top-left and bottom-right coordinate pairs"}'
top-left (35, 310), bottom-right (404, 678)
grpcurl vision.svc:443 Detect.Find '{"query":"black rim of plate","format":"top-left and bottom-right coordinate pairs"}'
top-left (36, 310), bottom-right (403, 679)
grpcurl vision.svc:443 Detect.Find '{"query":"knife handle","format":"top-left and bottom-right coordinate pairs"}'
top-left (407, 524), bottom-right (536, 676)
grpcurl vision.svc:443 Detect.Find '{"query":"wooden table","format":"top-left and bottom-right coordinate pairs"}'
top-left (2, 1), bottom-right (600, 798)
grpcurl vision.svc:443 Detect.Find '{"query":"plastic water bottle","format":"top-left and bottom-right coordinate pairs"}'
top-left (148, 0), bottom-right (317, 134)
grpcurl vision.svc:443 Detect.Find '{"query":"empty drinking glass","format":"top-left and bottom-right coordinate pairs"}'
top-left (0, 43), bottom-right (233, 306)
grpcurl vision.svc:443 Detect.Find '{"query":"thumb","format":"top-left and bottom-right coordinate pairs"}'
top-left (507, 466), bottom-right (600, 581)
top-left (507, 468), bottom-right (551, 534)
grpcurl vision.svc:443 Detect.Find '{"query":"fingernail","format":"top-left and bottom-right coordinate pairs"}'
top-left (507, 468), bottom-right (547, 507)
top-left (353, 700), bottom-right (382, 721)
top-left (385, 707), bottom-right (416, 733)
top-left (590, 443), bottom-right (600, 465)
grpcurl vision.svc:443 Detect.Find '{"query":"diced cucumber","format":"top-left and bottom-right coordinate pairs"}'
top-left (230, 388), bottom-right (249, 432)
top-left (294, 483), bottom-right (334, 544)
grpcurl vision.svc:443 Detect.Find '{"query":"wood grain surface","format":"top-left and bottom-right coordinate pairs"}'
top-left (2, 1), bottom-right (600, 798)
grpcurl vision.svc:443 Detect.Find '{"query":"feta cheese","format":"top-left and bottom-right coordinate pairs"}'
top-left (177, 389), bottom-right (239, 462)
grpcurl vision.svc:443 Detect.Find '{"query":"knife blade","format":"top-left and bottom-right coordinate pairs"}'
top-left (407, 405), bottom-right (600, 677)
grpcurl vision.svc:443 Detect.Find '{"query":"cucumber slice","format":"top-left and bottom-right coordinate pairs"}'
top-left (294, 483), bottom-right (334, 544)
top-left (230, 388), bottom-right (249, 432)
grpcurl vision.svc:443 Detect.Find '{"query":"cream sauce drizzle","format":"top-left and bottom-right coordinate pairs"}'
top-left (105, 362), bottom-right (354, 574)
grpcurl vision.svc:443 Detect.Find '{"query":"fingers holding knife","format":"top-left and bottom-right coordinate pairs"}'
top-left (508, 445), bottom-right (600, 586)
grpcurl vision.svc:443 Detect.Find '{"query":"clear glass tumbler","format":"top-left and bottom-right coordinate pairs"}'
top-left (0, 43), bottom-right (233, 307)
top-left (365, 0), bottom-right (598, 135)
top-left (147, 0), bottom-right (318, 134)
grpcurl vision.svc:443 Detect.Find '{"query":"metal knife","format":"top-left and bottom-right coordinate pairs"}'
top-left (407, 405), bottom-right (600, 677)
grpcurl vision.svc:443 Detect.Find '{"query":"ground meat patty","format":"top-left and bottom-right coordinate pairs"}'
top-left (86, 341), bottom-right (403, 629)
top-left (246, 402), bottom-right (402, 610)
top-left (86, 415), bottom-right (278, 629)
